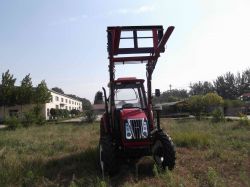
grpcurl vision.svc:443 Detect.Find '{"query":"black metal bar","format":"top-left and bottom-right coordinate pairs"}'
top-left (102, 87), bottom-right (109, 132)
top-left (156, 26), bottom-right (175, 54)
top-left (156, 110), bottom-right (161, 130)
top-left (108, 25), bottom-right (163, 31)
top-left (117, 48), bottom-right (156, 54)
top-left (133, 30), bottom-right (138, 48)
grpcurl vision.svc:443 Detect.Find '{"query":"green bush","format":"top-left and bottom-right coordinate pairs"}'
top-left (5, 116), bottom-right (20, 130)
top-left (238, 115), bottom-right (250, 127)
top-left (22, 112), bottom-right (35, 127)
top-left (36, 116), bottom-right (46, 126)
top-left (84, 110), bottom-right (96, 123)
top-left (224, 99), bottom-right (244, 108)
top-left (211, 108), bottom-right (225, 123)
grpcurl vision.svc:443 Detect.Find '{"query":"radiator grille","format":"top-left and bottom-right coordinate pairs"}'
top-left (128, 119), bottom-right (144, 139)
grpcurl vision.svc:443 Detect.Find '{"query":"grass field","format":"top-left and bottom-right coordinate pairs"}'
top-left (0, 119), bottom-right (249, 187)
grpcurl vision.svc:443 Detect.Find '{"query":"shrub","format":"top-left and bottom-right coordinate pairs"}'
top-left (62, 109), bottom-right (69, 118)
top-left (50, 108), bottom-right (57, 119)
top-left (33, 105), bottom-right (42, 118)
top-left (211, 108), bottom-right (225, 123)
top-left (5, 116), bottom-right (20, 130)
top-left (238, 115), bottom-right (250, 127)
top-left (71, 109), bottom-right (80, 116)
top-left (22, 112), bottom-right (35, 127)
top-left (188, 95), bottom-right (204, 120)
top-left (36, 116), bottom-right (46, 126)
top-left (84, 110), bottom-right (96, 123)
top-left (224, 99), bottom-right (244, 108)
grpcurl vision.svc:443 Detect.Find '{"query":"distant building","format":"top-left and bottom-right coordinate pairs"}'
top-left (240, 92), bottom-right (250, 102)
top-left (92, 104), bottom-right (105, 115)
top-left (0, 90), bottom-right (82, 121)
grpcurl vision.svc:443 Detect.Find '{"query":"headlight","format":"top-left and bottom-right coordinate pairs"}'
top-left (125, 122), bottom-right (133, 139)
top-left (141, 120), bottom-right (148, 138)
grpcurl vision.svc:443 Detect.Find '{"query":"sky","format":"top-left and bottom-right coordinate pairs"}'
top-left (0, 0), bottom-right (250, 102)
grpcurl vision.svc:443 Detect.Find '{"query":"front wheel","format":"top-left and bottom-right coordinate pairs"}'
top-left (99, 136), bottom-right (119, 176)
top-left (152, 131), bottom-right (176, 170)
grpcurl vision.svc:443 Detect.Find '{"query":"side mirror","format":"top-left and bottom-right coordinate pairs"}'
top-left (155, 89), bottom-right (161, 97)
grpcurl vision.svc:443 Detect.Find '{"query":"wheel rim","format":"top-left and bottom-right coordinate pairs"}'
top-left (152, 141), bottom-right (165, 166)
top-left (99, 144), bottom-right (104, 174)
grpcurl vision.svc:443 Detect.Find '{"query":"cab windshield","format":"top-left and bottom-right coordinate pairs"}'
top-left (114, 82), bottom-right (146, 109)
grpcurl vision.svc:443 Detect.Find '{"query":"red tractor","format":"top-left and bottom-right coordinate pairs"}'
top-left (99, 25), bottom-right (176, 175)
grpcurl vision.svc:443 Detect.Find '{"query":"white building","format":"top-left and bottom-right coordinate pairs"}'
top-left (0, 90), bottom-right (82, 120)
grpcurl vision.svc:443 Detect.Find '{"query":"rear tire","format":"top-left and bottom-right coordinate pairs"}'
top-left (99, 136), bottom-right (119, 176)
top-left (152, 130), bottom-right (176, 170)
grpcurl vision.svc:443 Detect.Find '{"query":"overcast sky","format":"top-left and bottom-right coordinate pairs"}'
top-left (0, 0), bottom-right (250, 102)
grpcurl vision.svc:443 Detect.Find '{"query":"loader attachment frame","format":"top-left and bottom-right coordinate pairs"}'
top-left (107, 25), bottom-right (175, 127)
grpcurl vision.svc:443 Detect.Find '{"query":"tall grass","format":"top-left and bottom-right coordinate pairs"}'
top-left (0, 119), bottom-right (249, 186)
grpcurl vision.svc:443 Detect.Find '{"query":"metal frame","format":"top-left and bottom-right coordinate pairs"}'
top-left (107, 25), bottom-right (175, 130)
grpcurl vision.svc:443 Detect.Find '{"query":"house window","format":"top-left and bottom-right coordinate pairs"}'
top-left (56, 96), bottom-right (59, 101)
top-left (47, 108), bottom-right (50, 116)
top-left (51, 97), bottom-right (53, 102)
top-left (61, 98), bottom-right (64, 102)
top-left (66, 99), bottom-right (68, 103)
top-left (65, 106), bottom-right (68, 110)
top-left (56, 105), bottom-right (59, 109)
top-left (69, 100), bottom-right (71, 104)
top-left (69, 106), bottom-right (71, 110)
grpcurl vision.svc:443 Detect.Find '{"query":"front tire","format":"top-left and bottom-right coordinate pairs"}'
top-left (99, 136), bottom-right (119, 176)
top-left (152, 130), bottom-right (176, 170)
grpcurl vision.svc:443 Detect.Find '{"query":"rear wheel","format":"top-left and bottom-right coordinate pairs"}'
top-left (99, 136), bottom-right (119, 176)
top-left (152, 131), bottom-right (176, 170)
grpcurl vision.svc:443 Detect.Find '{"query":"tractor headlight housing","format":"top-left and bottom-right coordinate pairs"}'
top-left (125, 121), bottom-right (132, 140)
top-left (141, 120), bottom-right (148, 138)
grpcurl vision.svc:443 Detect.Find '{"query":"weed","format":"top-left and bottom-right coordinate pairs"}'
top-left (206, 167), bottom-right (225, 187)
top-left (238, 116), bottom-right (250, 127)
top-left (211, 108), bottom-right (225, 123)
top-left (5, 116), bottom-right (20, 130)
top-left (173, 131), bottom-right (211, 148)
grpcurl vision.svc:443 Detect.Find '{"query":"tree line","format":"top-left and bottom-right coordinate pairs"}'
top-left (0, 70), bottom-right (51, 114)
top-left (154, 68), bottom-right (250, 103)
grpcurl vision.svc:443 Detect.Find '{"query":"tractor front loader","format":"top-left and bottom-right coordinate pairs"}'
top-left (99, 25), bottom-right (176, 176)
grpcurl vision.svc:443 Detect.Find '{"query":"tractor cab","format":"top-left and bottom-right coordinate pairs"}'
top-left (112, 77), bottom-right (150, 144)
top-left (114, 77), bottom-right (146, 110)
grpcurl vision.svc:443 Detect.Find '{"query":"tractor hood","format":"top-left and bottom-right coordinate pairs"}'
top-left (120, 108), bottom-right (147, 120)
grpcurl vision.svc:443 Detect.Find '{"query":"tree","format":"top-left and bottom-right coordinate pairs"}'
top-left (214, 72), bottom-right (238, 99)
top-left (94, 91), bottom-right (104, 104)
top-left (17, 74), bottom-right (33, 113)
top-left (81, 98), bottom-right (92, 110)
top-left (189, 81), bottom-right (214, 96)
top-left (236, 68), bottom-right (250, 95)
top-left (34, 80), bottom-right (52, 104)
top-left (203, 93), bottom-right (224, 114)
top-left (51, 87), bottom-right (64, 94)
top-left (153, 89), bottom-right (189, 104)
top-left (0, 70), bottom-right (16, 117)
top-left (188, 95), bottom-right (204, 120)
